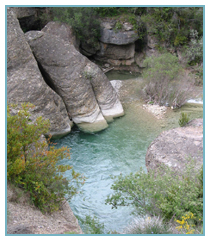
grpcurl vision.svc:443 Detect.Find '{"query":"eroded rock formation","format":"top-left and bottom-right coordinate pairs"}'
top-left (7, 8), bottom-right (71, 138)
top-left (7, 7), bottom-right (124, 134)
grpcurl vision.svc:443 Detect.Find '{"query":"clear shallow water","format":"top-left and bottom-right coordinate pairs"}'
top-left (52, 72), bottom-right (203, 233)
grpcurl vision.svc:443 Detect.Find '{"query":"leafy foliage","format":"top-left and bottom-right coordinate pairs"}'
top-left (7, 103), bottom-right (85, 213)
top-left (52, 7), bottom-right (101, 47)
top-left (105, 160), bottom-right (203, 222)
top-left (185, 29), bottom-right (203, 65)
top-left (79, 215), bottom-right (105, 234)
top-left (141, 7), bottom-right (203, 48)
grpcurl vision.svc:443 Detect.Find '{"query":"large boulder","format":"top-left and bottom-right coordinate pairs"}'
top-left (82, 62), bottom-right (124, 122)
top-left (94, 21), bottom-right (138, 65)
top-left (41, 22), bottom-right (124, 122)
top-left (77, 19), bottom-right (139, 66)
top-left (99, 21), bottom-right (139, 45)
top-left (41, 21), bottom-right (80, 51)
top-left (7, 8), bottom-right (71, 138)
top-left (25, 29), bottom-right (124, 132)
top-left (145, 119), bottom-right (203, 172)
top-left (95, 43), bottom-right (135, 66)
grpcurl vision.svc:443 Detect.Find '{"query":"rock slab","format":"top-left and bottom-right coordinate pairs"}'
top-left (146, 119), bottom-right (203, 172)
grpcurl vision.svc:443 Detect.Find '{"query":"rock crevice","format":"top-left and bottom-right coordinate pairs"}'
top-left (7, 7), bottom-right (124, 135)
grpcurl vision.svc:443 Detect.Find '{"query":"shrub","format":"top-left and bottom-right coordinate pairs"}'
top-left (179, 112), bottom-right (190, 127)
top-left (52, 7), bottom-right (101, 48)
top-left (79, 215), bottom-right (105, 234)
top-left (124, 216), bottom-right (173, 234)
top-left (105, 160), bottom-right (203, 222)
top-left (141, 53), bottom-right (195, 108)
top-left (185, 29), bottom-right (203, 65)
top-left (7, 103), bottom-right (85, 212)
top-left (141, 7), bottom-right (203, 48)
top-left (175, 212), bottom-right (196, 234)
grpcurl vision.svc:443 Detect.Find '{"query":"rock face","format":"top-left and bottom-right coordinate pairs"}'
top-left (94, 21), bottom-right (138, 66)
top-left (25, 27), bottom-right (124, 132)
top-left (99, 21), bottom-right (139, 45)
top-left (79, 19), bottom-right (139, 67)
top-left (7, 183), bottom-right (83, 234)
top-left (95, 43), bottom-right (135, 66)
top-left (41, 21), bottom-right (80, 51)
top-left (146, 119), bottom-right (203, 172)
top-left (7, 8), bottom-right (71, 138)
top-left (41, 21), bottom-right (124, 122)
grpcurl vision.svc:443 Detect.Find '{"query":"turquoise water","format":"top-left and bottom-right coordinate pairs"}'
top-left (52, 72), bottom-right (203, 233)
top-left (53, 102), bottom-right (164, 233)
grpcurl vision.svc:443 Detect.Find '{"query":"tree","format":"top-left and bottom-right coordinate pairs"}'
top-left (7, 103), bottom-right (85, 212)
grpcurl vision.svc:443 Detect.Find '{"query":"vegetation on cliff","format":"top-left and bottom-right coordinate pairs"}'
top-left (141, 53), bottom-right (196, 108)
top-left (7, 103), bottom-right (85, 213)
top-left (49, 7), bottom-right (203, 52)
top-left (48, 7), bottom-right (203, 108)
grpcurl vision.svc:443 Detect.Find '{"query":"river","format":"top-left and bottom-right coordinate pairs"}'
top-left (52, 71), bottom-right (203, 233)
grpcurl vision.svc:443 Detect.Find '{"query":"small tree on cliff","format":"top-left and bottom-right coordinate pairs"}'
top-left (7, 103), bottom-right (85, 213)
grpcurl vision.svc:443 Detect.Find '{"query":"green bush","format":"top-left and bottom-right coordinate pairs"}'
top-left (7, 103), bottom-right (85, 213)
top-left (141, 53), bottom-right (195, 108)
top-left (141, 7), bottom-right (203, 48)
top-left (52, 7), bottom-right (101, 47)
top-left (79, 215), bottom-right (105, 234)
top-left (185, 29), bottom-right (203, 65)
top-left (105, 160), bottom-right (203, 222)
top-left (179, 112), bottom-right (190, 127)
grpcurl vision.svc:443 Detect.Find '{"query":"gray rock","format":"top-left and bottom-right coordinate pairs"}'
top-left (25, 30), bottom-right (123, 132)
top-left (42, 21), bottom-right (80, 51)
top-left (25, 30), bottom-right (108, 133)
top-left (96, 42), bottom-right (135, 60)
top-left (83, 62), bottom-right (124, 122)
top-left (7, 8), bottom-right (71, 138)
top-left (100, 28), bottom-right (138, 45)
top-left (7, 224), bottom-right (35, 234)
top-left (146, 119), bottom-right (203, 173)
top-left (9, 6), bottom-right (36, 19)
top-left (80, 41), bottom-right (100, 56)
top-left (100, 20), bottom-right (116, 30)
top-left (147, 34), bottom-right (159, 49)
